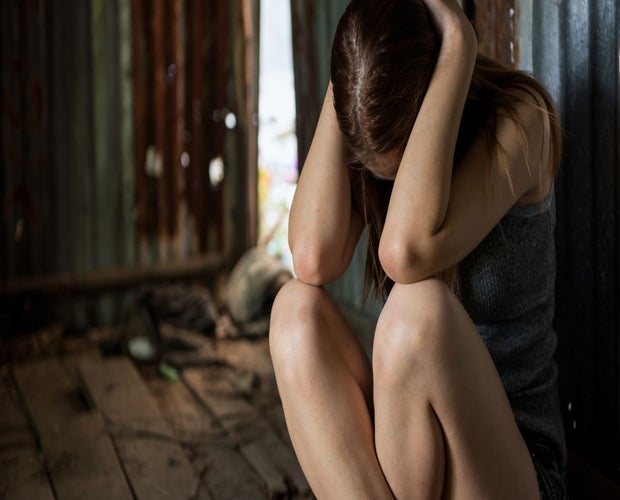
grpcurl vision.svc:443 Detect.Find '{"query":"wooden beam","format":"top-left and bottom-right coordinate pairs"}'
top-left (0, 253), bottom-right (224, 297)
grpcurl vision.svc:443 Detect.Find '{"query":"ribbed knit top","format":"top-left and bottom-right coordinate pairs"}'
top-left (457, 185), bottom-right (566, 470)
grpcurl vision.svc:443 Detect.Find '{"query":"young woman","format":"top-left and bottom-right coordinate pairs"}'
top-left (269, 0), bottom-right (567, 498)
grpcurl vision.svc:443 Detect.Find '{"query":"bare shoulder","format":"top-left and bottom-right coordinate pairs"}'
top-left (499, 88), bottom-right (555, 205)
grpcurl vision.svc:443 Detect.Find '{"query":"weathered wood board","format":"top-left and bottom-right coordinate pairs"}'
top-left (215, 338), bottom-right (275, 381)
top-left (13, 358), bottom-right (133, 500)
top-left (0, 447), bottom-right (55, 500)
top-left (0, 380), bottom-right (54, 500)
top-left (147, 376), bottom-right (267, 500)
top-left (184, 367), bottom-right (311, 498)
top-left (78, 357), bottom-right (198, 500)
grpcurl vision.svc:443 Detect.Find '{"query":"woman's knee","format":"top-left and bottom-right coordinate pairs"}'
top-left (373, 279), bottom-right (457, 380)
top-left (269, 279), bottom-right (331, 373)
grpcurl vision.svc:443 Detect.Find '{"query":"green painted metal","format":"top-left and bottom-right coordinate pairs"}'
top-left (49, 0), bottom-right (98, 327)
top-left (91, 0), bottom-right (136, 324)
top-left (313, 0), bottom-right (349, 102)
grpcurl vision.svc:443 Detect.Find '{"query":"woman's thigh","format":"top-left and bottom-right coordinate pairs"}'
top-left (373, 279), bottom-right (539, 500)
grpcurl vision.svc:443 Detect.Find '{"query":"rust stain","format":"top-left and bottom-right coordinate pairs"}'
top-left (131, 0), bottom-right (150, 253)
top-left (472, 0), bottom-right (516, 68)
top-left (188, 0), bottom-right (209, 253)
top-left (170, 0), bottom-right (185, 255)
top-left (151, 0), bottom-right (173, 256)
top-left (130, 0), bottom-right (233, 260)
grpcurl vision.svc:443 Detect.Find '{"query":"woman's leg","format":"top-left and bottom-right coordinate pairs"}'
top-left (269, 279), bottom-right (393, 499)
top-left (373, 279), bottom-right (539, 500)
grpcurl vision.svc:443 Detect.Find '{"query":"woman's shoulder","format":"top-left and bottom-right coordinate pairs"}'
top-left (501, 88), bottom-right (556, 206)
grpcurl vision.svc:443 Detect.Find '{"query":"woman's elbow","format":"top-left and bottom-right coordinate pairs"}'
top-left (378, 238), bottom-right (429, 284)
top-left (291, 248), bottom-right (336, 286)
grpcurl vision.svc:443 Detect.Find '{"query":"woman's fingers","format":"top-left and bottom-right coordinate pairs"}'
top-left (421, 0), bottom-right (470, 35)
top-left (421, 0), bottom-right (464, 19)
top-left (420, 0), bottom-right (477, 58)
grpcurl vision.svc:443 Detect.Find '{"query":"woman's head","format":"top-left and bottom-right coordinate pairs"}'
top-left (330, 0), bottom-right (440, 178)
top-left (330, 0), bottom-right (562, 299)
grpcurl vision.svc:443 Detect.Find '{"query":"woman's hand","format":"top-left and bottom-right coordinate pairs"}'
top-left (421, 0), bottom-right (477, 61)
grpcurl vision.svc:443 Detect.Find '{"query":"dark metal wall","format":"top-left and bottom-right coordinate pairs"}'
top-left (516, 0), bottom-right (620, 482)
top-left (1, 0), bottom-right (101, 281)
top-left (465, 0), bottom-right (620, 480)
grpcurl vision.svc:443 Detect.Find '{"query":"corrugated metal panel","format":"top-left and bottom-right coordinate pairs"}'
top-left (291, 0), bottom-right (349, 166)
top-left (471, 0), bottom-right (516, 65)
top-left (1, 0), bottom-right (259, 329)
top-left (131, 0), bottom-right (231, 262)
top-left (1, 0), bottom-right (101, 326)
top-left (516, 0), bottom-right (620, 480)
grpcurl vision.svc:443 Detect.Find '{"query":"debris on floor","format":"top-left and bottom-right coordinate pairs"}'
top-left (0, 256), bottom-right (312, 498)
top-left (219, 247), bottom-right (292, 339)
top-left (1, 323), bottom-right (312, 499)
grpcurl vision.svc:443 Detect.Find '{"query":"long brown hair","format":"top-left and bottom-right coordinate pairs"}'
top-left (330, 0), bottom-right (561, 299)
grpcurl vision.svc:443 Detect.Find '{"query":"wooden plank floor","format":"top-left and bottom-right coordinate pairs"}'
top-left (1, 328), bottom-right (313, 500)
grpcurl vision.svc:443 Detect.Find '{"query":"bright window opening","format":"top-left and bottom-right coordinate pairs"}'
top-left (258, 0), bottom-right (298, 271)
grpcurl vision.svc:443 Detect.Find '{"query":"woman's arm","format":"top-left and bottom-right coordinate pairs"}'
top-left (288, 82), bottom-right (364, 286)
top-left (379, 0), bottom-right (548, 283)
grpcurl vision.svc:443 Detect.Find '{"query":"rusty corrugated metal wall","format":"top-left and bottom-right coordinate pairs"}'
top-left (290, 0), bottom-right (350, 175)
top-left (290, 0), bottom-right (620, 487)
top-left (0, 0), bottom-right (259, 329)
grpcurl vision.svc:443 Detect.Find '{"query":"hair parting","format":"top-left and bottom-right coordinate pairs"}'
top-left (331, 0), bottom-right (562, 299)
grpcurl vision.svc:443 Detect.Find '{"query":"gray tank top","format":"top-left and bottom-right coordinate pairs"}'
top-left (457, 185), bottom-right (566, 470)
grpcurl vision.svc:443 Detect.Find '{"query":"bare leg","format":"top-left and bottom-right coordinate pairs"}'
top-left (269, 280), bottom-right (393, 499)
top-left (373, 280), bottom-right (539, 500)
